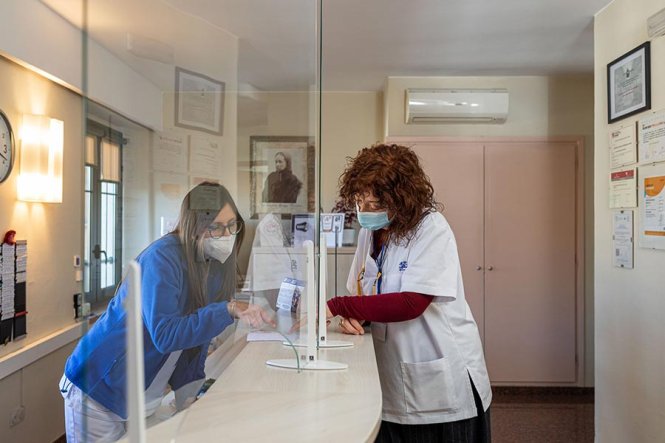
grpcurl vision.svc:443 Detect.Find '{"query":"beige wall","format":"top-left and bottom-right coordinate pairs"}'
top-left (595, 1), bottom-right (665, 442)
top-left (0, 57), bottom-right (84, 356)
top-left (0, 55), bottom-right (83, 442)
top-left (236, 91), bottom-right (383, 272)
top-left (321, 92), bottom-right (385, 211)
top-left (385, 76), bottom-right (595, 139)
top-left (385, 75), bottom-right (595, 386)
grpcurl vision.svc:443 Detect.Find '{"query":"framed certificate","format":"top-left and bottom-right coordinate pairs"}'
top-left (607, 42), bottom-right (651, 124)
top-left (174, 67), bottom-right (225, 135)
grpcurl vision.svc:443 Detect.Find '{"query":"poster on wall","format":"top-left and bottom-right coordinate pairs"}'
top-left (612, 210), bottom-right (634, 269)
top-left (609, 167), bottom-right (637, 208)
top-left (609, 124), bottom-right (637, 168)
top-left (638, 163), bottom-right (665, 250)
top-left (638, 110), bottom-right (665, 164)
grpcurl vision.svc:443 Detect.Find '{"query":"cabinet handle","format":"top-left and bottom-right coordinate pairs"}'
top-left (487, 265), bottom-right (494, 271)
top-left (476, 266), bottom-right (483, 271)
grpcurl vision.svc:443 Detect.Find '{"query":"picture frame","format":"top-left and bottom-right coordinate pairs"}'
top-left (607, 42), bottom-right (651, 124)
top-left (250, 136), bottom-right (315, 219)
top-left (174, 67), bottom-right (225, 135)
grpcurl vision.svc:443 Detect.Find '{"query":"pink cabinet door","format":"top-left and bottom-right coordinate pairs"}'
top-left (484, 141), bottom-right (577, 383)
top-left (410, 141), bottom-right (486, 341)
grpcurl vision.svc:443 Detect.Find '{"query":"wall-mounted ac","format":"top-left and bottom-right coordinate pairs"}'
top-left (405, 88), bottom-right (509, 124)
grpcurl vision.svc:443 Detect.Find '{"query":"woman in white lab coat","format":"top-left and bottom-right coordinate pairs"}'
top-left (325, 144), bottom-right (492, 442)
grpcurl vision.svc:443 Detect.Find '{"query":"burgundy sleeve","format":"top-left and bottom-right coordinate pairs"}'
top-left (327, 292), bottom-right (434, 323)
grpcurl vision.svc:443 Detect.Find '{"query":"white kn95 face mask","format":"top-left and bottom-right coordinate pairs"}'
top-left (203, 236), bottom-right (235, 264)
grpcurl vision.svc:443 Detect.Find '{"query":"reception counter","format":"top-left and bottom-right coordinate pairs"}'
top-left (128, 331), bottom-right (382, 442)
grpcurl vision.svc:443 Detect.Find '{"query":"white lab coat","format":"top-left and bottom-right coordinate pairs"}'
top-left (347, 211), bottom-right (491, 425)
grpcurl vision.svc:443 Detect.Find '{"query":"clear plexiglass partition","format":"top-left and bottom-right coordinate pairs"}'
top-left (66, 0), bottom-right (327, 440)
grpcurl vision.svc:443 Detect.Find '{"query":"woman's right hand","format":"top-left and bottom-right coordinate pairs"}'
top-left (230, 301), bottom-right (276, 329)
top-left (338, 317), bottom-right (365, 335)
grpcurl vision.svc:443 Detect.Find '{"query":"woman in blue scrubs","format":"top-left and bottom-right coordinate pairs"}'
top-left (60, 182), bottom-right (273, 442)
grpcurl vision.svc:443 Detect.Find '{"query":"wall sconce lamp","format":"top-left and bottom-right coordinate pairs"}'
top-left (17, 114), bottom-right (64, 203)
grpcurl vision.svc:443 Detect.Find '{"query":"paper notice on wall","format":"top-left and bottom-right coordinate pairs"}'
top-left (189, 135), bottom-right (220, 179)
top-left (638, 112), bottom-right (665, 164)
top-left (609, 124), bottom-right (637, 168)
top-left (609, 167), bottom-right (637, 208)
top-left (153, 132), bottom-right (187, 173)
top-left (612, 210), bottom-right (633, 269)
top-left (638, 163), bottom-right (665, 250)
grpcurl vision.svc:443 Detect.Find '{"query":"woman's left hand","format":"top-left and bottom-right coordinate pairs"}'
top-left (338, 317), bottom-right (365, 335)
top-left (234, 302), bottom-right (276, 329)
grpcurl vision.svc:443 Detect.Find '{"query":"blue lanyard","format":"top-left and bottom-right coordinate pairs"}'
top-left (375, 243), bottom-right (387, 295)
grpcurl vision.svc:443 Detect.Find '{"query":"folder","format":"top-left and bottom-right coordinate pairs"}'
top-left (14, 282), bottom-right (26, 313)
top-left (13, 311), bottom-right (26, 340)
top-left (0, 318), bottom-right (12, 345)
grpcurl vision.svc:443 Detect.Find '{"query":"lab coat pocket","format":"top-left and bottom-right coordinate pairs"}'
top-left (400, 357), bottom-right (459, 413)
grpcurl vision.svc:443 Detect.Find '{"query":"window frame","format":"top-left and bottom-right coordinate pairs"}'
top-left (84, 120), bottom-right (124, 305)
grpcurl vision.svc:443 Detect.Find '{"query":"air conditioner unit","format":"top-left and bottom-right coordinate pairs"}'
top-left (405, 88), bottom-right (509, 124)
top-left (647, 6), bottom-right (665, 38)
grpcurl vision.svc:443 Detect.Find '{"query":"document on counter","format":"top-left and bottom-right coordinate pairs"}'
top-left (609, 124), bottom-right (637, 169)
top-left (612, 210), bottom-right (633, 269)
top-left (609, 167), bottom-right (637, 208)
top-left (247, 331), bottom-right (295, 342)
top-left (638, 163), bottom-right (665, 250)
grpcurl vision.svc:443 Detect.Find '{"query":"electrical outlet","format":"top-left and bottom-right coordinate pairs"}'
top-left (10, 405), bottom-right (25, 427)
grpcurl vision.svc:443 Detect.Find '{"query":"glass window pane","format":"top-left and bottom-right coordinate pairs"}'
top-left (101, 140), bottom-right (121, 182)
top-left (85, 135), bottom-right (97, 165)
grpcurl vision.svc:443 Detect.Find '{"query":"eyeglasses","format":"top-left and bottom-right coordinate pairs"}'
top-left (207, 220), bottom-right (243, 238)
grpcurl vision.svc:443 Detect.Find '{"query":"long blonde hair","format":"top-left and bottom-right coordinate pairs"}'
top-left (173, 182), bottom-right (244, 313)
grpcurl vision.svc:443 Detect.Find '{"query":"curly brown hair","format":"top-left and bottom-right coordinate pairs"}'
top-left (338, 143), bottom-right (441, 243)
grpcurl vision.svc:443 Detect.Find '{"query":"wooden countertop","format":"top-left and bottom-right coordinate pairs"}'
top-left (131, 331), bottom-right (381, 442)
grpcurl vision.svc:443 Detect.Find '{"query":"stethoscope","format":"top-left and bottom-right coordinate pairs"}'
top-left (356, 234), bottom-right (388, 296)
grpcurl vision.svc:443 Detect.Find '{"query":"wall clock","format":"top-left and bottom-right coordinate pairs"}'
top-left (0, 110), bottom-right (15, 183)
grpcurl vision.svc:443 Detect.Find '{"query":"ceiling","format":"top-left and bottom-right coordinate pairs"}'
top-left (41, 0), bottom-right (612, 92)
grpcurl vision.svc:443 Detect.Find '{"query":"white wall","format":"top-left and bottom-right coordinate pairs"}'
top-left (594, 1), bottom-right (665, 441)
top-left (385, 75), bottom-right (596, 386)
top-left (0, 0), bottom-right (163, 130)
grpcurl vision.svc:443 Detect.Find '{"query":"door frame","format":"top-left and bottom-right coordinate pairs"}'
top-left (387, 136), bottom-right (586, 386)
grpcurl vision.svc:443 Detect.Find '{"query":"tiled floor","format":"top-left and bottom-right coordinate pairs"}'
top-left (491, 387), bottom-right (594, 443)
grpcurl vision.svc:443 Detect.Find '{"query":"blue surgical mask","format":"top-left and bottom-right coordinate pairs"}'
top-left (356, 203), bottom-right (391, 231)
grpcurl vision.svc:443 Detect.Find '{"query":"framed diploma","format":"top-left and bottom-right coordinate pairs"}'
top-left (174, 67), bottom-right (225, 135)
top-left (607, 42), bottom-right (651, 124)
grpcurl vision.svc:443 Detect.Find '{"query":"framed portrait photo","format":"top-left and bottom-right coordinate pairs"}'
top-left (250, 136), bottom-right (315, 219)
top-left (174, 67), bottom-right (225, 135)
top-left (607, 42), bottom-right (651, 124)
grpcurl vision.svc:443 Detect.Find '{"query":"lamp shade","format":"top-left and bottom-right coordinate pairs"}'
top-left (17, 114), bottom-right (64, 203)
